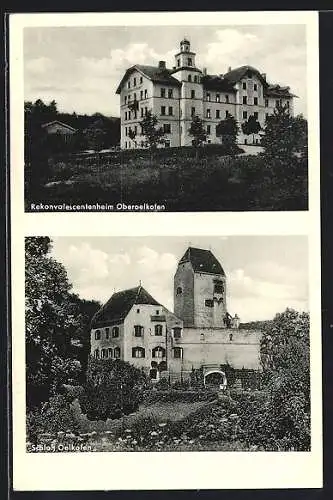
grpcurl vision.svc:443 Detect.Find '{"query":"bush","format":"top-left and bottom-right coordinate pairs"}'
top-left (27, 394), bottom-right (80, 443)
top-left (141, 389), bottom-right (218, 405)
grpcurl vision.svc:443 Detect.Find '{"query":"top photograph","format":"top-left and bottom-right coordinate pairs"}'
top-left (22, 20), bottom-right (312, 212)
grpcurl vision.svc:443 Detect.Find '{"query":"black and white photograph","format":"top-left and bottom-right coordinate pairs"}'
top-left (21, 20), bottom-right (311, 212)
top-left (25, 235), bottom-right (311, 453)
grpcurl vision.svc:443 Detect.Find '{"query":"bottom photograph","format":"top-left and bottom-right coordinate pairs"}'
top-left (25, 235), bottom-right (310, 453)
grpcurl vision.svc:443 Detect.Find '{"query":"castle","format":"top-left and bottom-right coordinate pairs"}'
top-left (90, 247), bottom-right (262, 384)
top-left (116, 38), bottom-right (295, 149)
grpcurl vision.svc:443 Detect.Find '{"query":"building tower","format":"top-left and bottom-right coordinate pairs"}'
top-left (171, 39), bottom-right (204, 146)
top-left (174, 247), bottom-right (227, 328)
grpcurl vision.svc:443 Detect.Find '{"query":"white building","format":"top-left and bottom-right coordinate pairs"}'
top-left (116, 38), bottom-right (296, 149)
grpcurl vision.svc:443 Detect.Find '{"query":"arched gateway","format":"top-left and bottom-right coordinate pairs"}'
top-left (203, 365), bottom-right (227, 388)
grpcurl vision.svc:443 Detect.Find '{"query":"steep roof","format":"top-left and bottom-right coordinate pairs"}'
top-left (116, 65), bottom-right (181, 94)
top-left (41, 120), bottom-right (77, 132)
top-left (179, 247), bottom-right (225, 276)
top-left (91, 286), bottom-right (161, 327)
top-left (266, 84), bottom-right (297, 98)
top-left (223, 65), bottom-right (268, 86)
top-left (202, 75), bottom-right (235, 92)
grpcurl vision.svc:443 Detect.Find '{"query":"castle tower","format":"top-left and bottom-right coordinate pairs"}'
top-left (174, 247), bottom-right (227, 328)
top-left (171, 39), bottom-right (203, 146)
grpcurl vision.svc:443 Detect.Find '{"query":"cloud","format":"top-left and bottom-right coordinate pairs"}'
top-left (25, 56), bottom-right (55, 74)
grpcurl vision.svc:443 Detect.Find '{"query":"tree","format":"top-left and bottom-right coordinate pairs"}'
top-left (25, 237), bottom-right (83, 409)
top-left (139, 110), bottom-right (165, 160)
top-left (261, 104), bottom-right (308, 161)
top-left (188, 115), bottom-right (207, 157)
top-left (216, 115), bottom-right (238, 150)
top-left (241, 115), bottom-right (262, 144)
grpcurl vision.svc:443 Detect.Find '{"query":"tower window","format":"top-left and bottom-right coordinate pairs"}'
top-left (155, 324), bottom-right (163, 336)
top-left (205, 299), bottom-right (214, 307)
top-left (112, 326), bottom-right (119, 338)
top-left (193, 75), bottom-right (197, 83)
top-left (173, 347), bottom-right (182, 359)
top-left (191, 89), bottom-right (195, 99)
top-left (187, 58), bottom-right (192, 66)
top-left (188, 75), bottom-right (192, 82)
top-left (176, 286), bottom-right (182, 295)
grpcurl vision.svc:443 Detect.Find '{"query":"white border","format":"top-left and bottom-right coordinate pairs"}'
top-left (10, 11), bottom-right (322, 491)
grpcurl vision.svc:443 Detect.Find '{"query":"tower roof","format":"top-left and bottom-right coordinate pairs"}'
top-left (91, 285), bottom-right (161, 327)
top-left (179, 247), bottom-right (226, 276)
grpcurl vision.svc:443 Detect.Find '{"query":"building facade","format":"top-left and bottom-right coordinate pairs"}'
top-left (116, 39), bottom-right (296, 149)
top-left (90, 247), bottom-right (262, 383)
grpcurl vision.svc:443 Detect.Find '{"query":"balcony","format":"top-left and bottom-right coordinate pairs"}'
top-left (150, 315), bottom-right (166, 322)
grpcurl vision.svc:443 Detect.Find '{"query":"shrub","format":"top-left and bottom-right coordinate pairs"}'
top-left (27, 394), bottom-right (80, 443)
top-left (141, 389), bottom-right (218, 405)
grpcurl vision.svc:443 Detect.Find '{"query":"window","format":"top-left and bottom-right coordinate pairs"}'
top-left (215, 109), bottom-right (220, 119)
top-left (156, 310), bottom-right (160, 315)
top-left (168, 89), bottom-right (173, 98)
top-left (94, 349), bottom-right (99, 358)
top-left (108, 348), bottom-right (113, 358)
top-left (105, 327), bottom-right (110, 339)
top-left (128, 81), bottom-right (130, 89)
top-left (161, 106), bottom-right (166, 116)
top-left (133, 93), bottom-right (137, 101)
top-left (155, 324), bottom-right (163, 336)
top-left (140, 108), bottom-right (143, 117)
top-left (134, 325), bottom-right (144, 337)
top-left (128, 94), bottom-right (131, 102)
top-left (161, 88), bottom-right (166, 98)
top-left (125, 142), bottom-right (127, 149)
top-left (176, 286), bottom-right (182, 295)
top-left (164, 140), bottom-right (170, 148)
top-left (216, 94), bottom-right (220, 102)
top-left (206, 109), bottom-right (211, 118)
top-left (132, 347), bottom-right (145, 358)
top-left (254, 83), bottom-right (257, 91)
top-left (229, 333), bottom-right (233, 341)
top-left (173, 327), bottom-right (182, 339)
top-left (128, 111), bottom-right (131, 120)
top-left (163, 123), bottom-right (171, 134)
top-left (168, 106), bottom-right (173, 116)
top-left (275, 99), bottom-right (280, 107)
top-left (254, 97), bottom-right (258, 105)
top-left (144, 89), bottom-right (148, 99)
top-left (205, 299), bottom-right (214, 307)
top-left (187, 58), bottom-right (192, 66)
top-left (95, 330), bottom-right (101, 340)
top-left (124, 96), bottom-right (127, 104)
top-left (112, 326), bottom-right (119, 338)
top-left (188, 75), bottom-right (192, 82)
top-left (265, 99), bottom-right (269, 107)
top-left (253, 111), bottom-right (258, 119)
top-left (140, 76), bottom-right (143, 84)
top-left (144, 107), bottom-right (147, 116)
top-left (207, 124), bottom-right (211, 134)
top-left (114, 347), bottom-right (120, 359)
top-left (134, 125), bottom-right (137, 135)
top-left (214, 282), bottom-right (224, 294)
top-left (173, 347), bottom-right (182, 359)
top-left (140, 90), bottom-right (143, 100)
top-left (101, 348), bottom-right (107, 359)
top-left (133, 77), bottom-right (136, 87)
top-left (191, 107), bottom-right (195, 117)
top-left (152, 346), bottom-right (165, 358)
top-left (265, 113), bottom-right (269, 119)
top-left (225, 94), bottom-right (229, 103)
top-left (243, 96), bottom-right (247, 104)
top-left (242, 82), bottom-right (247, 90)
top-left (243, 111), bottom-right (248, 119)
top-left (193, 75), bottom-right (197, 83)
top-left (125, 111), bottom-right (127, 121)
top-left (206, 93), bottom-right (211, 101)
top-left (177, 58), bottom-right (180, 67)
top-left (286, 100), bottom-right (290, 107)
top-left (137, 308), bottom-right (140, 313)
top-left (225, 110), bottom-right (230, 118)
top-left (191, 89), bottom-right (195, 99)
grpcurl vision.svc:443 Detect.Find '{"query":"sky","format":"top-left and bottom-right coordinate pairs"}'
top-left (24, 24), bottom-right (307, 117)
top-left (51, 236), bottom-right (308, 322)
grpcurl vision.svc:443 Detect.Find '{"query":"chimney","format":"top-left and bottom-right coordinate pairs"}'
top-left (228, 66), bottom-right (232, 73)
top-left (158, 60), bottom-right (166, 69)
top-left (203, 67), bottom-right (207, 76)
